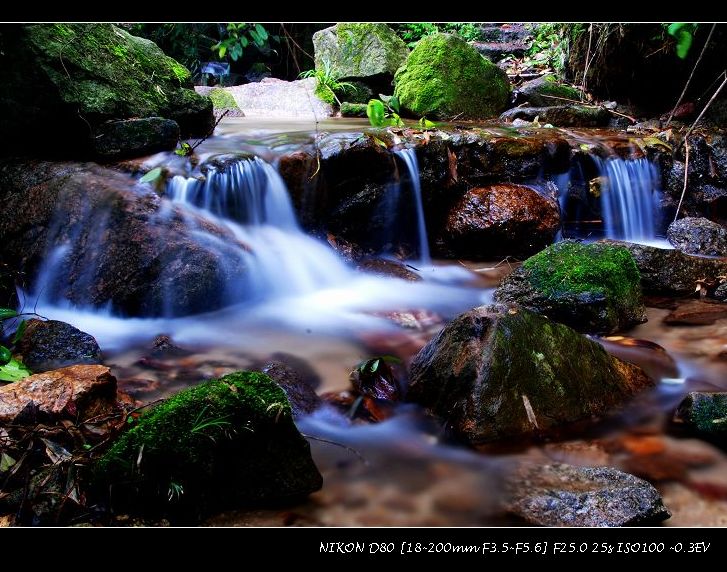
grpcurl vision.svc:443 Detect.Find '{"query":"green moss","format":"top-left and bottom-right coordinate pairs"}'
top-left (314, 82), bottom-right (335, 105)
top-left (340, 102), bottom-right (368, 117)
top-left (394, 33), bottom-right (511, 120)
top-left (682, 393), bottom-right (727, 435)
top-left (207, 87), bottom-right (239, 110)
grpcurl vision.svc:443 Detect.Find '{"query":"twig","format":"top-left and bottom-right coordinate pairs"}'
top-left (666, 23), bottom-right (716, 127)
top-left (681, 72), bottom-right (727, 144)
top-left (673, 141), bottom-right (690, 223)
top-left (301, 433), bottom-right (368, 465)
top-left (188, 109), bottom-right (230, 154)
top-left (581, 23), bottom-right (594, 98)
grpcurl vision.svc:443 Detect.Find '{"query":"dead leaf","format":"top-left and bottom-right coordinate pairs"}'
top-left (447, 148), bottom-right (459, 183)
top-left (40, 439), bottom-right (72, 465)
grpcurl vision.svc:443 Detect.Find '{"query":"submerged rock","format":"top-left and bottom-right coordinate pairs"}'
top-left (439, 183), bottom-right (560, 260)
top-left (394, 34), bottom-right (511, 120)
top-left (501, 105), bottom-right (610, 127)
top-left (0, 364), bottom-right (119, 423)
top-left (17, 319), bottom-right (102, 373)
top-left (515, 74), bottom-right (582, 107)
top-left (674, 392), bottom-right (727, 438)
top-left (407, 305), bottom-right (653, 445)
top-left (260, 361), bottom-right (321, 417)
top-left (667, 217), bottom-right (727, 257)
top-left (94, 371), bottom-right (322, 515)
top-left (663, 300), bottom-right (727, 325)
top-left (506, 463), bottom-right (670, 526)
top-left (494, 241), bottom-right (646, 334)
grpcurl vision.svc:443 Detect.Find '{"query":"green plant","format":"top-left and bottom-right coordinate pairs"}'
top-left (298, 59), bottom-right (355, 106)
top-left (667, 23), bottom-right (698, 59)
top-left (394, 23), bottom-right (484, 48)
top-left (212, 23), bottom-right (276, 62)
top-left (0, 308), bottom-right (31, 382)
top-left (366, 96), bottom-right (405, 127)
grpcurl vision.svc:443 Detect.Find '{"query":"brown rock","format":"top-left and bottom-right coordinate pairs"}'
top-left (663, 300), bottom-right (727, 325)
top-left (0, 365), bottom-right (119, 423)
top-left (439, 184), bottom-right (560, 260)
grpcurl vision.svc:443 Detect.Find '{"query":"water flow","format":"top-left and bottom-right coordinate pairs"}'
top-left (394, 149), bottom-right (431, 265)
top-left (596, 157), bottom-right (661, 242)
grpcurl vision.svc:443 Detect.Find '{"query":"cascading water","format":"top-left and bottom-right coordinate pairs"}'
top-left (596, 156), bottom-right (662, 242)
top-left (390, 149), bottom-right (431, 265)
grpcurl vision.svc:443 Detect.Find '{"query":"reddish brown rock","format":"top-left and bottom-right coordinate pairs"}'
top-left (663, 300), bottom-right (727, 326)
top-left (438, 184), bottom-right (560, 260)
top-left (0, 365), bottom-right (119, 423)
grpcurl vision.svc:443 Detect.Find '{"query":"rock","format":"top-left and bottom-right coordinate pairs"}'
top-left (94, 371), bottom-right (322, 515)
top-left (206, 87), bottom-right (242, 114)
top-left (93, 117), bottom-right (179, 160)
top-left (667, 217), bottom-right (727, 256)
top-left (471, 23), bottom-right (532, 62)
top-left (605, 240), bottom-right (727, 296)
top-left (17, 319), bottom-right (102, 373)
top-left (260, 361), bottom-right (321, 417)
top-left (506, 463), bottom-right (670, 526)
top-left (0, 24), bottom-right (213, 156)
top-left (149, 335), bottom-right (192, 358)
top-left (394, 34), bottom-right (511, 120)
top-left (438, 183), bottom-right (560, 260)
top-left (313, 23), bottom-right (408, 82)
top-left (715, 282), bottom-right (727, 300)
top-left (350, 357), bottom-right (401, 401)
top-left (515, 74), bottom-right (582, 107)
top-left (471, 41), bottom-right (527, 62)
top-left (663, 300), bottom-right (727, 325)
top-left (501, 105), bottom-right (610, 127)
top-left (0, 365), bottom-right (119, 423)
top-left (0, 160), bottom-right (248, 317)
top-left (356, 258), bottom-right (421, 281)
top-left (340, 102), bottom-right (368, 117)
top-left (494, 241), bottom-right (646, 334)
top-left (225, 77), bottom-right (334, 118)
top-left (407, 305), bottom-right (653, 444)
top-left (674, 392), bottom-right (727, 437)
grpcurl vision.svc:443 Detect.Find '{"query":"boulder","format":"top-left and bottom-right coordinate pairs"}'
top-left (17, 319), bottom-right (102, 373)
top-left (0, 364), bottom-right (119, 423)
top-left (674, 392), bottom-right (727, 438)
top-left (394, 34), bottom-right (511, 120)
top-left (224, 77), bottom-right (334, 118)
top-left (94, 371), bottom-right (322, 514)
top-left (340, 102), bottom-right (368, 117)
top-left (438, 183), bottom-right (560, 260)
top-left (93, 117), bottom-right (179, 160)
top-left (494, 241), bottom-right (646, 334)
top-left (667, 217), bottom-right (727, 256)
top-left (501, 105), bottom-right (610, 127)
top-left (663, 300), bottom-right (727, 325)
top-left (313, 23), bottom-right (408, 82)
top-left (0, 160), bottom-right (248, 317)
top-left (506, 463), bottom-right (670, 526)
top-left (515, 74), bottom-right (582, 107)
top-left (259, 361), bottom-right (321, 417)
top-left (407, 305), bottom-right (653, 445)
top-left (0, 24), bottom-right (213, 156)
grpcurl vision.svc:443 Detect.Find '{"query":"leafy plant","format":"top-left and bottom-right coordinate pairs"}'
top-left (212, 23), bottom-right (276, 62)
top-left (298, 59), bottom-right (355, 106)
top-left (667, 23), bottom-right (698, 59)
top-left (0, 308), bottom-right (31, 382)
top-left (366, 96), bottom-right (405, 127)
top-left (167, 481), bottom-right (184, 502)
top-left (393, 23), bottom-right (484, 48)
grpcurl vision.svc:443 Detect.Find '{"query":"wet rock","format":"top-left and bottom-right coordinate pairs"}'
top-left (501, 105), bottom-right (610, 127)
top-left (438, 183), bottom-right (560, 260)
top-left (17, 319), bottom-right (102, 373)
top-left (605, 240), bottom-right (727, 296)
top-left (407, 305), bottom-right (653, 444)
top-left (715, 282), bottom-right (727, 301)
top-left (0, 24), bottom-right (212, 157)
top-left (350, 357), bottom-right (402, 402)
top-left (260, 361), bottom-right (321, 417)
top-left (494, 241), bottom-right (646, 334)
top-left (94, 371), bottom-right (322, 516)
top-left (674, 392), bottom-right (727, 437)
top-left (515, 74), bottom-right (581, 107)
top-left (663, 300), bottom-right (727, 325)
top-left (356, 258), bottom-right (421, 281)
top-left (225, 77), bottom-right (334, 118)
top-left (204, 87), bottom-right (243, 117)
top-left (93, 117), bottom-right (179, 160)
top-left (667, 217), bottom-right (727, 256)
top-left (395, 34), bottom-right (511, 120)
top-left (149, 335), bottom-right (192, 358)
top-left (0, 160), bottom-right (248, 317)
top-left (0, 365), bottom-right (119, 423)
top-left (506, 463), bottom-right (670, 526)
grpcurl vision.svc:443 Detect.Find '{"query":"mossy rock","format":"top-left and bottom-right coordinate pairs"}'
top-left (93, 117), bottom-right (179, 160)
top-left (494, 240), bottom-right (646, 334)
top-left (394, 34), bottom-right (511, 120)
top-left (313, 23), bottom-right (409, 80)
top-left (0, 24), bottom-right (213, 156)
top-left (516, 74), bottom-right (582, 107)
top-left (339, 102), bottom-right (368, 117)
top-left (93, 371), bottom-right (322, 517)
top-left (408, 304), bottom-right (653, 445)
top-left (674, 392), bottom-right (727, 438)
top-left (207, 88), bottom-right (240, 111)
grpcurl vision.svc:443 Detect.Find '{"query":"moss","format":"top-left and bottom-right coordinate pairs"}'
top-left (679, 393), bottom-right (727, 435)
top-left (314, 82), bottom-right (335, 105)
top-left (207, 87), bottom-right (239, 111)
top-left (394, 34), bottom-right (511, 120)
top-left (340, 102), bottom-right (368, 117)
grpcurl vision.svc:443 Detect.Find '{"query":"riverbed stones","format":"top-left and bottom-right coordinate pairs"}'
top-left (501, 104), bottom-right (610, 127)
top-left (667, 217), bottom-right (727, 256)
top-left (17, 319), bottom-right (102, 373)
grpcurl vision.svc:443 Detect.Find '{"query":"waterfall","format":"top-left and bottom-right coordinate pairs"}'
top-left (393, 149), bottom-right (431, 265)
top-left (596, 157), bottom-right (661, 242)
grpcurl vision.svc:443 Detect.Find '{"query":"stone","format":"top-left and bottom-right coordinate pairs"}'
top-left (667, 217), bottom-right (727, 256)
top-left (260, 361), bottom-right (321, 417)
top-left (407, 305), bottom-right (653, 445)
top-left (313, 23), bottom-right (409, 81)
top-left (394, 34), bottom-right (511, 120)
top-left (340, 102), bottom-right (368, 117)
top-left (501, 105), bottom-right (610, 127)
top-left (674, 392), bottom-right (727, 437)
top-left (506, 463), bottom-right (670, 526)
top-left (356, 258), bottom-right (421, 281)
top-left (0, 365), bottom-right (118, 423)
top-left (17, 319), bottom-right (102, 373)
top-left (93, 117), bottom-right (179, 160)
top-left (94, 371), bottom-right (322, 514)
top-left (663, 300), bottom-right (727, 325)
top-left (224, 77), bottom-right (334, 118)
top-left (494, 241), bottom-right (646, 334)
top-left (515, 74), bottom-right (582, 107)
top-left (439, 183), bottom-right (560, 260)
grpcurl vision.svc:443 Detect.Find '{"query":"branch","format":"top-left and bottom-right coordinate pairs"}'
top-left (188, 109), bottom-right (230, 154)
top-left (681, 71), bottom-right (727, 145)
top-left (673, 141), bottom-right (690, 223)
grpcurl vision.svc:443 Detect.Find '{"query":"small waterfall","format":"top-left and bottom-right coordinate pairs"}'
top-left (596, 157), bottom-right (661, 242)
top-left (392, 149), bottom-right (431, 265)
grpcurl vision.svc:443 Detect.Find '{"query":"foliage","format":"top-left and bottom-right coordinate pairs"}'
top-left (667, 23), bottom-right (698, 59)
top-left (299, 59), bottom-right (355, 106)
top-left (393, 23), bottom-right (484, 48)
top-left (366, 96), bottom-right (405, 127)
top-left (212, 23), bottom-right (278, 63)
top-left (0, 308), bottom-right (31, 382)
